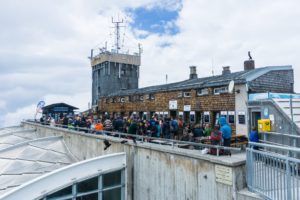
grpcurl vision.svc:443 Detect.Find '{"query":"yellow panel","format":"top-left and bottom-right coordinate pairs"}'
top-left (258, 119), bottom-right (271, 132)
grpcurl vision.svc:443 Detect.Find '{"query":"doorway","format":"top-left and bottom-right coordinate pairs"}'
top-left (196, 111), bottom-right (201, 124)
top-left (184, 111), bottom-right (190, 124)
top-left (170, 110), bottom-right (177, 119)
top-left (251, 111), bottom-right (261, 129)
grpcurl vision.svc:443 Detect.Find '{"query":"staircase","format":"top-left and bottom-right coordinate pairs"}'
top-left (273, 97), bottom-right (300, 129)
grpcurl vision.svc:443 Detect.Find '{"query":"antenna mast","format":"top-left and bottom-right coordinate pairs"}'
top-left (112, 17), bottom-right (124, 53)
top-left (211, 58), bottom-right (215, 76)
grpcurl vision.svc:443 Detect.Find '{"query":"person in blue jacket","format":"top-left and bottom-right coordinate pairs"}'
top-left (249, 126), bottom-right (259, 150)
top-left (219, 117), bottom-right (232, 155)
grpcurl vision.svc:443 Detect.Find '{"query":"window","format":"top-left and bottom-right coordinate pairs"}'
top-left (149, 94), bottom-right (155, 100)
top-left (47, 185), bottom-right (72, 199)
top-left (103, 188), bottom-right (121, 200)
top-left (228, 111), bottom-right (235, 124)
top-left (105, 63), bottom-right (109, 75)
top-left (139, 95), bottom-right (144, 101)
top-left (43, 169), bottom-right (124, 200)
top-left (197, 88), bottom-right (209, 96)
top-left (238, 115), bottom-right (245, 124)
top-left (121, 64), bottom-right (126, 75)
top-left (121, 68), bottom-right (126, 75)
top-left (103, 170), bottom-right (122, 188)
top-left (77, 177), bottom-right (98, 193)
top-left (204, 112), bottom-right (210, 123)
top-left (105, 99), bottom-right (109, 104)
top-left (120, 97), bottom-right (125, 103)
top-left (214, 87), bottom-right (228, 95)
top-left (183, 91), bottom-right (191, 97)
top-left (177, 92), bottom-right (183, 98)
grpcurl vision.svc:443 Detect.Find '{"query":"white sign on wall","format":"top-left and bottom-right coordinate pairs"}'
top-left (164, 112), bottom-right (169, 115)
top-left (228, 111), bottom-right (235, 115)
top-left (184, 105), bottom-right (191, 111)
top-left (221, 111), bottom-right (227, 115)
top-left (190, 111), bottom-right (195, 115)
top-left (215, 165), bottom-right (233, 185)
top-left (179, 112), bottom-right (184, 116)
top-left (169, 100), bottom-right (178, 110)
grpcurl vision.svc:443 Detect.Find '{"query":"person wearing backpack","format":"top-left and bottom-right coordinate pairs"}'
top-left (177, 117), bottom-right (184, 139)
top-left (170, 117), bottom-right (179, 139)
top-left (162, 118), bottom-right (171, 138)
top-left (209, 125), bottom-right (223, 155)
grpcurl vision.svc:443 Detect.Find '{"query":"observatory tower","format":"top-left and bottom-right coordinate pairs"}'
top-left (90, 18), bottom-right (142, 107)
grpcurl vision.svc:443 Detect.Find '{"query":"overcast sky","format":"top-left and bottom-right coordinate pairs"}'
top-left (1, 0), bottom-right (300, 127)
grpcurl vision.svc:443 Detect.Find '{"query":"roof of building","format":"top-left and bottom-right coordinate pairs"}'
top-left (42, 103), bottom-right (79, 110)
top-left (105, 65), bottom-right (292, 97)
top-left (0, 127), bottom-right (77, 196)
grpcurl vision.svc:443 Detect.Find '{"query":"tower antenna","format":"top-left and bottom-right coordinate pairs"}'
top-left (112, 16), bottom-right (125, 53)
top-left (211, 58), bottom-right (215, 76)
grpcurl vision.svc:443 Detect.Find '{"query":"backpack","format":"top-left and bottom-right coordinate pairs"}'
top-left (171, 120), bottom-right (178, 131)
top-left (178, 120), bottom-right (183, 128)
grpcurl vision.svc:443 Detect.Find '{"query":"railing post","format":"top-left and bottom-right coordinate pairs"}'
top-left (248, 147), bottom-right (253, 191)
top-left (286, 159), bottom-right (292, 200)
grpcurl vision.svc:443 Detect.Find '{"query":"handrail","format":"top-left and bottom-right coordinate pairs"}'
top-left (248, 141), bottom-right (300, 153)
top-left (24, 120), bottom-right (242, 152)
top-left (260, 131), bottom-right (300, 139)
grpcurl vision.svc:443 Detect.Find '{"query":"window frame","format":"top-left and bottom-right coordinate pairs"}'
top-left (214, 87), bottom-right (228, 95)
top-left (197, 88), bottom-right (209, 96)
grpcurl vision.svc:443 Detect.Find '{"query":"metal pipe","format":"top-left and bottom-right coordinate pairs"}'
top-left (249, 142), bottom-right (300, 154)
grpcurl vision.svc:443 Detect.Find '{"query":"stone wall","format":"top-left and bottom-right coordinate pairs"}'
top-left (98, 88), bottom-right (236, 133)
top-left (99, 89), bottom-right (235, 113)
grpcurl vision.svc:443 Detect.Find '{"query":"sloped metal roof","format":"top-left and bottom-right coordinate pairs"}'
top-left (105, 65), bottom-right (292, 97)
top-left (0, 127), bottom-right (76, 196)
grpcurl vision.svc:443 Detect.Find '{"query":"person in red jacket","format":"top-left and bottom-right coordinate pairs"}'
top-left (209, 125), bottom-right (223, 155)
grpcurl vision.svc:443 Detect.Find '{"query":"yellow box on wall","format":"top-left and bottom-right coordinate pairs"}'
top-left (258, 119), bottom-right (271, 132)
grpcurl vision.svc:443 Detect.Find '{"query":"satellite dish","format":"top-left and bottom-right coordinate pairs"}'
top-left (228, 80), bottom-right (235, 94)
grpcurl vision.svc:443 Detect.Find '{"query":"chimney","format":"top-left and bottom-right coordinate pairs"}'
top-left (189, 66), bottom-right (198, 79)
top-left (222, 66), bottom-right (231, 75)
top-left (244, 51), bottom-right (255, 71)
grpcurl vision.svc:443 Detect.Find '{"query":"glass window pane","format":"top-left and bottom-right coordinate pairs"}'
top-left (103, 187), bottom-right (121, 200)
top-left (103, 170), bottom-right (122, 188)
top-left (76, 193), bottom-right (98, 200)
top-left (77, 176), bottom-right (98, 193)
top-left (47, 185), bottom-right (72, 199)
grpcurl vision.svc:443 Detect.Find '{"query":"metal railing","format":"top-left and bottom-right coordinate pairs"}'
top-left (24, 120), bottom-right (241, 156)
top-left (247, 142), bottom-right (300, 200)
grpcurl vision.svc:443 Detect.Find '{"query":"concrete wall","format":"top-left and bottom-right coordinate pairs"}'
top-left (23, 122), bottom-right (249, 200)
top-left (235, 85), bottom-right (249, 136)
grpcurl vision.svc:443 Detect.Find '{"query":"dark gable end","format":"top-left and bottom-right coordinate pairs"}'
top-left (248, 69), bottom-right (294, 93)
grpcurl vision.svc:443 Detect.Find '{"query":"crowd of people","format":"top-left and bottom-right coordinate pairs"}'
top-left (40, 113), bottom-right (232, 155)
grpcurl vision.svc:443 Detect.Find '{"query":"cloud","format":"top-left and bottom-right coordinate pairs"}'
top-left (1, 0), bottom-right (300, 128)
top-left (1, 92), bottom-right (90, 127)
